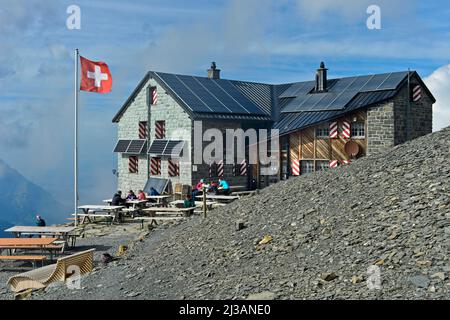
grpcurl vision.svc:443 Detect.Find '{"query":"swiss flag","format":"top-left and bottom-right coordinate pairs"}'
top-left (80, 56), bottom-right (112, 93)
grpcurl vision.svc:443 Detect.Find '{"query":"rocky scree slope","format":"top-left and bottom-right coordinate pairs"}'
top-left (140, 127), bottom-right (449, 299)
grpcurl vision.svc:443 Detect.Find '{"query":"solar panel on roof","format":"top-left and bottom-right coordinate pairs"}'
top-left (359, 73), bottom-right (391, 91)
top-left (125, 140), bottom-right (146, 154)
top-left (148, 139), bottom-right (168, 155)
top-left (376, 72), bottom-right (407, 90)
top-left (179, 75), bottom-right (233, 113)
top-left (279, 81), bottom-right (315, 98)
top-left (156, 73), bottom-right (212, 113)
top-left (193, 77), bottom-right (248, 114)
top-left (113, 140), bottom-right (131, 153)
top-left (217, 80), bottom-right (266, 115)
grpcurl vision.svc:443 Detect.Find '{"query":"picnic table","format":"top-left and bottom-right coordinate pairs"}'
top-left (169, 200), bottom-right (216, 208)
top-left (146, 195), bottom-right (171, 205)
top-left (142, 207), bottom-right (194, 217)
top-left (0, 237), bottom-right (58, 262)
top-left (195, 195), bottom-right (239, 203)
top-left (102, 199), bottom-right (148, 208)
top-left (77, 205), bottom-right (125, 224)
top-left (4, 226), bottom-right (75, 248)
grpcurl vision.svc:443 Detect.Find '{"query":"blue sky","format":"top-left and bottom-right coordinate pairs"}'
top-left (0, 0), bottom-right (449, 210)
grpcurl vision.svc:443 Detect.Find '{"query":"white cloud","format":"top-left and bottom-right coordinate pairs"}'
top-left (424, 65), bottom-right (450, 132)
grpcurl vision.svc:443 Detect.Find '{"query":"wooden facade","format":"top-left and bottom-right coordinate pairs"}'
top-left (287, 110), bottom-right (368, 175)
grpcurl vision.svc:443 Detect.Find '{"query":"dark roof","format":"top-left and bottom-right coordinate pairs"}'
top-left (113, 70), bottom-right (436, 134)
top-left (273, 90), bottom-right (398, 135)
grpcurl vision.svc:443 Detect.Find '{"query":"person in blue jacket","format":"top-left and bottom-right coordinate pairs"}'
top-left (215, 178), bottom-right (230, 195)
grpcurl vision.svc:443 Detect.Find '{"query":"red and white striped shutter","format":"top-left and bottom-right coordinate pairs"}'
top-left (217, 160), bottom-right (224, 177)
top-left (129, 156), bottom-right (138, 173)
top-left (209, 162), bottom-right (215, 178)
top-left (139, 121), bottom-right (147, 139)
top-left (329, 160), bottom-right (338, 168)
top-left (341, 160), bottom-right (351, 165)
top-left (329, 121), bottom-right (338, 139)
top-left (240, 159), bottom-right (247, 176)
top-left (168, 159), bottom-right (180, 177)
top-left (152, 87), bottom-right (158, 105)
top-left (291, 159), bottom-right (300, 176)
top-left (342, 121), bottom-right (351, 139)
top-left (150, 157), bottom-right (161, 175)
top-left (155, 121), bottom-right (166, 139)
top-left (412, 84), bottom-right (422, 102)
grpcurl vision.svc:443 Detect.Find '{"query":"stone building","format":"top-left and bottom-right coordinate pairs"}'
top-left (112, 62), bottom-right (435, 192)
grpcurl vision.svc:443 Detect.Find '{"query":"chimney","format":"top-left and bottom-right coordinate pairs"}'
top-left (315, 61), bottom-right (328, 92)
top-left (207, 62), bottom-right (221, 79)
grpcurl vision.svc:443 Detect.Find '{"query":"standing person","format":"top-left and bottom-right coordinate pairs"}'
top-left (216, 178), bottom-right (230, 195)
top-left (35, 215), bottom-right (46, 227)
top-left (137, 190), bottom-right (147, 201)
top-left (112, 191), bottom-right (126, 206)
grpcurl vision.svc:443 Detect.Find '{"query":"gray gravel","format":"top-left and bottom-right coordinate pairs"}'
top-left (2, 126), bottom-right (450, 300)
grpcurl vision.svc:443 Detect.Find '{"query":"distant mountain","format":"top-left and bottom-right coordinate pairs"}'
top-left (0, 158), bottom-right (70, 231)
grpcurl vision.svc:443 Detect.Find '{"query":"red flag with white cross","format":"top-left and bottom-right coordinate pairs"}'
top-left (79, 56), bottom-right (112, 93)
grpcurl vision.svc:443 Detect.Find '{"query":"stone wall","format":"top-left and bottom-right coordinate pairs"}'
top-left (367, 80), bottom-right (433, 155)
top-left (116, 76), bottom-right (192, 193)
top-left (191, 120), bottom-right (250, 188)
top-left (393, 80), bottom-right (433, 144)
top-left (366, 101), bottom-right (395, 155)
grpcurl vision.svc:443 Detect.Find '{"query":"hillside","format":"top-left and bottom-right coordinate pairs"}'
top-left (24, 126), bottom-right (450, 300)
top-left (0, 159), bottom-right (70, 229)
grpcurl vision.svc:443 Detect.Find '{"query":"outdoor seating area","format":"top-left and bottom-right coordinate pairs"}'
top-left (69, 177), bottom-right (253, 229)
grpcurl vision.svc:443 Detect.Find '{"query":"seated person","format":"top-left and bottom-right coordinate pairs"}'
top-left (112, 191), bottom-right (126, 206)
top-left (192, 179), bottom-right (204, 198)
top-left (183, 194), bottom-right (196, 208)
top-left (208, 181), bottom-right (218, 193)
top-left (216, 178), bottom-right (230, 195)
top-left (126, 190), bottom-right (138, 200)
top-left (35, 215), bottom-right (46, 227)
top-left (149, 187), bottom-right (160, 196)
top-left (137, 190), bottom-right (147, 201)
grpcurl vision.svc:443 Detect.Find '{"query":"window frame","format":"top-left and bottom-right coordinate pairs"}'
top-left (351, 121), bottom-right (365, 139)
top-left (315, 160), bottom-right (330, 172)
top-left (300, 160), bottom-right (314, 175)
top-left (315, 125), bottom-right (330, 139)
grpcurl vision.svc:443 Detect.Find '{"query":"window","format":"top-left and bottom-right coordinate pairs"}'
top-left (351, 122), bottom-right (365, 138)
top-left (301, 160), bottom-right (314, 175)
top-left (315, 160), bottom-right (330, 172)
top-left (155, 120), bottom-right (166, 139)
top-left (128, 156), bottom-right (138, 174)
top-left (168, 159), bottom-right (180, 177)
top-left (139, 121), bottom-right (148, 139)
top-left (150, 157), bottom-right (161, 175)
top-left (316, 125), bottom-right (330, 138)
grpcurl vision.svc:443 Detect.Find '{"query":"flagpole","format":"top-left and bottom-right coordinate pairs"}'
top-left (407, 68), bottom-right (411, 141)
top-left (74, 49), bottom-right (79, 227)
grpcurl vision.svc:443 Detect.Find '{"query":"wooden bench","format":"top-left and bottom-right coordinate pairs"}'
top-left (232, 190), bottom-right (257, 198)
top-left (0, 255), bottom-right (46, 268)
top-left (7, 249), bottom-right (95, 293)
top-left (133, 216), bottom-right (185, 229)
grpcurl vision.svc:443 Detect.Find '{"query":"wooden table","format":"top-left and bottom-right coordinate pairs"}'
top-left (0, 238), bottom-right (58, 260)
top-left (195, 195), bottom-right (239, 203)
top-left (146, 195), bottom-right (171, 206)
top-left (142, 207), bottom-right (194, 217)
top-left (169, 200), bottom-right (215, 208)
top-left (4, 226), bottom-right (75, 247)
top-left (77, 205), bottom-right (124, 223)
